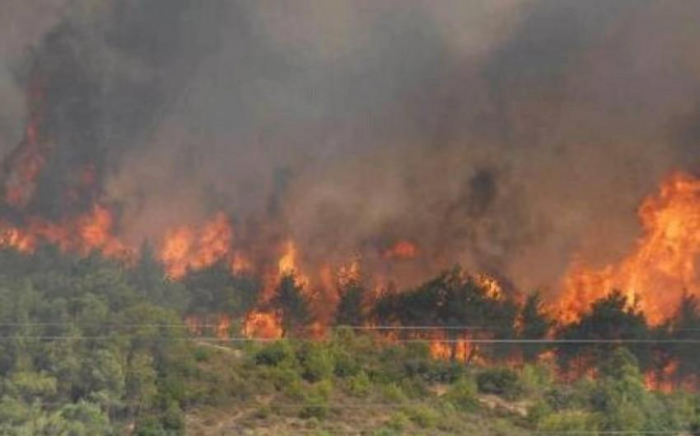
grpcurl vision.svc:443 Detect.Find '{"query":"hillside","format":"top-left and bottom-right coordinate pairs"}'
top-left (0, 246), bottom-right (697, 435)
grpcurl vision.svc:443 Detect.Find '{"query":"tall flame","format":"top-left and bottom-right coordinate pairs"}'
top-left (277, 239), bottom-right (309, 287)
top-left (560, 172), bottom-right (700, 324)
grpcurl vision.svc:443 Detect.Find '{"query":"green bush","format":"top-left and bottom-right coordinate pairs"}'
top-left (346, 371), bottom-right (372, 397)
top-left (192, 347), bottom-right (211, 363)
top-left (381, 383), bottom-right (408, 403)
top-left (333, 350), bottom-right (360, 378)
top-left (476, 367), bottom-right (524, 400)
top-left (444, 377), bottom-right (479, 411)
top-left (386, 412), bottom-right (411, 431)
top-left (526, 399), bottom-right (552, 426)
top-left (403, 404), bottom-right (440, 428)
top-left (519, 363), bottom-right (553, 396)
top-left (538, 410), bottom-right (597, 432)
top-left (298, 342), bottom-right (334, 382)
top-left (254, 341), bottom-right (295, 367)
top-left (298, 381), bottom-right (332, 420)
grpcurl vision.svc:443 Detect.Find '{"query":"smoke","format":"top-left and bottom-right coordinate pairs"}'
top-left (6, 0), bottom-right (700, 294)
top-left (0, 1), bottom-right (71, 155)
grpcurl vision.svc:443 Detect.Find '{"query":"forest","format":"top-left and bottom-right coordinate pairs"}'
top-left (0, 244), bottom-right (698, 435)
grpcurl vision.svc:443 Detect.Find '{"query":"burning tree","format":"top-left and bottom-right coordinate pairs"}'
top-left (372, 267), bottom-right (519, 364)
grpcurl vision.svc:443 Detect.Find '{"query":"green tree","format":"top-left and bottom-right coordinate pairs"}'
top-left (518, 292), bottom-right (553, 362)
top-left (556, 291), bottom-right (651, 373)
top-left (334, 281), bottom-right (367, 327)
top-left (270, 274), bottom-right (311, 337)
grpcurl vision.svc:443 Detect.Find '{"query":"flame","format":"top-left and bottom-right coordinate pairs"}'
top-left (560, 172), bottom-right (700, 324)
top-left (644, 361), bottom-right (679, 393)
top-left (0, 203), bottom-right (130, 259)
top-left (277, 239), bottom-right (309, 287)
top-left (243, 310), bottom-right (283, 339)
top-left (475, 273), bottom-right (505, 300)
top-left (278, 240), bottom-right (300, 275)
top-left (159, 213), bottom-right (233, 279)
top-left (383, 240), bottom-right (419, 260)
top-left (429, 336), bottom-right (475, 363)
top-left (337, 257), bottom-right (362, 288)
top-left (230, 251), bottom-right (253, 275)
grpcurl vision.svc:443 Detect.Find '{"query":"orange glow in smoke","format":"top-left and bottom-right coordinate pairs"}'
top-left (383, 240), bottom-right (419, 260)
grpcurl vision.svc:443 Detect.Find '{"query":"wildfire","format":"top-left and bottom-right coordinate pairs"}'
top-left (429, 336), bottom-right (475, 363)
top-left (230, 251), bottom-right (253, 275)
top-left (560, 172), bottom-right (700, 324)
top-left (159, 213), bottom-right (233, 279)
top-left (277, 239), bottom-right (309, 288)
top-left (382, 240), bottom-right (419, 260)
top-left (184, 314), bottom-right (233, 339)
top-left (0, 203), bottom-right (130, 259)
top-left (4, 77), bottom-right (50, 209)
top-left (475, 274), bottom-right (505, 301)
top-left (243, 310), bottom-right (283, 339)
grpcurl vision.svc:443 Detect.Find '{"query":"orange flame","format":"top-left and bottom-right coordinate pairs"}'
top-left (243, 310), bottom-right (283, 339)
top-left (429, 336), bottom-right (475, 363)
top-left (159, 213), bottom-right (233, 279)
top-left (277, 239), bottom-right (309, 288)
top-left (0, 204), bottom-right (130, 259)
top-left (560, 172), bottom-right (700, 324)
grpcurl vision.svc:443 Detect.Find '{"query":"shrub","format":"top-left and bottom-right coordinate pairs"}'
top-left (444, 377), bottom-right (479, 411)
top-left (476, 367), bottom-right (524, 400)
top-left (526, 399), bottom-right (552, 426)
top-left (298, 343), bottom-right (334, 382)
top-left (381, 383), bottom-right (408, 403)
top-left (537, 410), bottom-right (597, 432)
top-left (192, 347), bottom-right (211, 363)
top-left (346, 371), bottom-right (372, 397)
top-left (299, 381), bottom-right (332, 420)
top-left (519, 363), bottom-right (553, 396)
top-left (386, 412), bottom-right (411, 431)
top-left (398, 378), bottom-right (429, 399)
top-left (255, 340), bottom-right (295, 367)
top-left (333, 350), bottom-right (360, 378)
top-left (403, 404), bottom-right (440, 428)
top-left (259, 366), bottom-right (304, 399)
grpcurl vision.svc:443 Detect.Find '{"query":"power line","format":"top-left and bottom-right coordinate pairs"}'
top-left (0, 322), bottom-right (699, 332)
top-left (0, 336), bottom-right (699, 344)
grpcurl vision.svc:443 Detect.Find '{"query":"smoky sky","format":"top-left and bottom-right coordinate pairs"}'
top-left (2, 0), bottom-right (700, 293)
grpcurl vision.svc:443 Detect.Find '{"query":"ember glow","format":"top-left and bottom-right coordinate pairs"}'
top-left (560, 172), bottom-right (700, 325)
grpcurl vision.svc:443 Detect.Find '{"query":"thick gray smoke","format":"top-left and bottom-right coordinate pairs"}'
top-left (4, 0), bottom-right (700, 294)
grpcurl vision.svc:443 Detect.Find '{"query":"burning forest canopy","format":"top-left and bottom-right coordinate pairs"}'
top-left (1, 0), bottom-right (700, 369)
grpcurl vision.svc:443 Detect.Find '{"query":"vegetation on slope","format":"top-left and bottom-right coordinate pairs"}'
top-left (0, 246), bottom-right (697, 435)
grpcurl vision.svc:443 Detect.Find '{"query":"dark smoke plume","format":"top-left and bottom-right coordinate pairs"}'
top-left (2, 0), bottom-right (700, 295)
